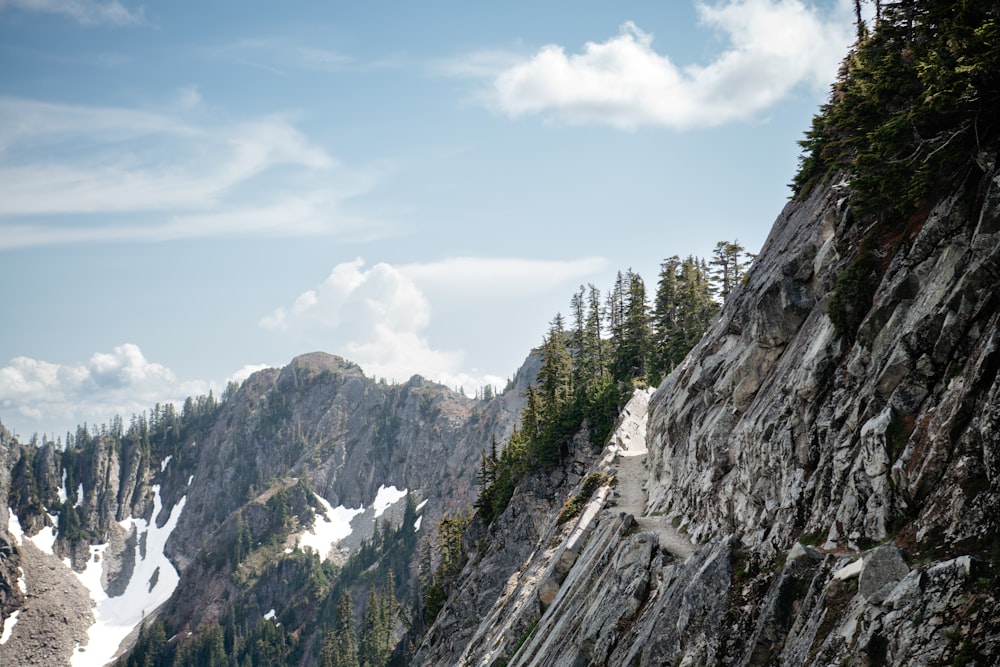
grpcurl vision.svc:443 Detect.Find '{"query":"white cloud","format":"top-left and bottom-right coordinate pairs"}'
top-left (259, 259), bottom-right (450, 383)
top-left (399, 256), bottom-right (608, 301)
top-left (0, 97), bottom-right (384, 248)
top-left (484, 1), bottom-right (853, 130)
top-left (260, 256), bottom-right (606, 390)
top-left (0, 344), bottom-right (216, 437)
top-left (433, 49), bottom-right (528, 79)
top-left (0, 97), bottom-right (193, 151)
top-left (201, 39), bottom-right (361, 76)
top-left (0, 0), bottom-right (146, 26)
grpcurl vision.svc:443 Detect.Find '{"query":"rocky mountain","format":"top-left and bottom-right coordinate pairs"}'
top-left (409, 9), bottom-right (1000, 664)
top-left (4, 5), bottom-right (1000, 666)
top-left (0, 352), bottom-right (533, 666)
top-left (412, 158), bottom-right (1000, 664)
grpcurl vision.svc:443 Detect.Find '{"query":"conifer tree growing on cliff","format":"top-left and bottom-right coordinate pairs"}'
top-left (322, 593), bottom-right (360, 667)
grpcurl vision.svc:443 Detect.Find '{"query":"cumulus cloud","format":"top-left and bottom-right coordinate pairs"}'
top-left (0, 0), bottom-right (146, 26)
top-left (0, 97), bottom-right (384, 248)
top-left (259, 258), bottom-right (460, 384)
top-left (260, 256), bottom-right (606, 391)
top-left (485, 1), bottom-right (853, 130)
top-left (0, 344), bottom-right (222, 438)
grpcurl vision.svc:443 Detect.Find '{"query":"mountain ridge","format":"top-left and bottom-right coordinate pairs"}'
top-left (0, 350), bottom-right (535, 666)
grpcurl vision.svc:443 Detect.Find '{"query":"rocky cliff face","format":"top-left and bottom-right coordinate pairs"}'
top-left (0, 352), bottom-right (530, 666)
top-left (413, 164), bottom-right (1000, 665)
top-left (0, 423), bottom-right (25, 630)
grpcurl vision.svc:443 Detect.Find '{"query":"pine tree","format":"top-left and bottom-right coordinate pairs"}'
top-left (585, 284), bottom-right (606, 381)
top-left (650, 256), bottom-right (680, 383)
top-left (650, 256), bottom-right (719, 376)
top-left (538, 316), bottom-right (574, 414)
top-left (359, 585), bottom-right (382, 667)
top-left (322, 593), bottom-right (361, 667)
top-left (709, 240), bottom-right (748, 301)
top-left (622, 270), bottom-right (651, 381)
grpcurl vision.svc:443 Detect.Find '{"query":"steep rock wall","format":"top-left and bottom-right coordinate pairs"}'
top-left (415, 167), bottom-right (1000, 665)
top-left (646, 166), bottom-right (1000, 558)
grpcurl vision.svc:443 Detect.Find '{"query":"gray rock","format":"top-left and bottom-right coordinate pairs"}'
top-left (788, 541), bottom-right (821, 563)
top-left (415, 161), bottom-right (1000, 666)
top-left (859, 545), bottom-right (909, 604)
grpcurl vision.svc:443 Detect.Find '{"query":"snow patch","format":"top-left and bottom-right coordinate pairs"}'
top-left (415, 499), bottom-right (429, 512)
top-left (0, 610), bottom-right (19, 645)
top-left (26, 513), bottom-right (60, 555)
top-left (187, 475), bottom-right (194, 486)
top-left (71, 485), bottom-right (187, 667)
top-left (414, 516), bottom-right (422, 532)
top-left (76, 483), bottom-right (85, 507)
top-left (298, 495), bottom-right (363, 562)
top-left (263, 609), bottom-right (276, 621)
top-left (372, 485), bottom-right (407, 518)
top-left (160, 455), bottom-right (172, 472)
top-left (17, 567), bottom-right (27, 594)
top-left (58, 469), bottom-right (69, 503)
top-left (38, 514), bottom-right (59, 554)
top-left (7, 509), bottom-right (23, 542)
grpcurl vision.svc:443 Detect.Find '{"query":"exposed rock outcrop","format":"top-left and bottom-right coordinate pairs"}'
top-left (414, 164), bottom-right (1000, 664)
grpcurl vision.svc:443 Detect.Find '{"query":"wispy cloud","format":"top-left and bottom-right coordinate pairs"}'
top-left (260, 256), bottom-right (605, 389)
top-left (0, 0), bottom-right (146, 26)
top-left (201, 39), bottom-right (360, 76)
top-left (0, 97), bottom-right (387, 248)
top-left (461, 0), bottom-right (853, 130)
top-left (201, 37), bottom-right (414, 77)
top-left (399, 256), bottom-right (608, 301)
top-left (0, 344), bottom-right (254, 438)
top-left (432, 49), bottom-right (528, 79)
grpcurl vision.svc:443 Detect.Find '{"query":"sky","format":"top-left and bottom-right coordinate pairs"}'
top-left (0, 0), bottom-right (859, 439)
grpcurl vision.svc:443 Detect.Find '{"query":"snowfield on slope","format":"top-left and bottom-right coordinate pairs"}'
top-left (298, 484), bottom-right (411, 562)
top-left (70, 483), bottom-right (188, 667)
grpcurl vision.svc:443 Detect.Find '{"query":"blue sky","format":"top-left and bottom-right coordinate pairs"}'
top-left (0, 0), bottom-right (857, 438)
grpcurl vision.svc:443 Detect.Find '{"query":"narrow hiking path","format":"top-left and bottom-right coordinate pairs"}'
top-left (612, 451), bottom-right (696, 560)
top-left (605, 390), bottom-right (696, 561)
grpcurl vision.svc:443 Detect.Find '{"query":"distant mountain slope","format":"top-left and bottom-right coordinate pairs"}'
top-left (0, 351), bottom-right (534, 666)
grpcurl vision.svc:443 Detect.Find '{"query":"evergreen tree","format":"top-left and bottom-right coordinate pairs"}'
top-left (323, 593), bottom-right (360, 667)
top-left (606, 271), bottom-right (627, 351)
top-left (794, 0), bottom-right (1000, 220)
top-left (585, 284), bottom-right (606, 382)
top-left (538, 316), bottom-right (574, 414)
top-left (650, 256), bottom-right (719, 379)
top-left (359, 585), bottom-right (381, 667)
top-left (650, 256), bottom-right (681, 383)
top-left (709, 240), bottom-right (749, 300)
top-left (615, 270), bottom-right (651, 382)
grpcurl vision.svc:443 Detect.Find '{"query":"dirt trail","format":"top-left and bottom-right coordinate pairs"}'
top-left (608, 429), bottom-right (696, 561)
